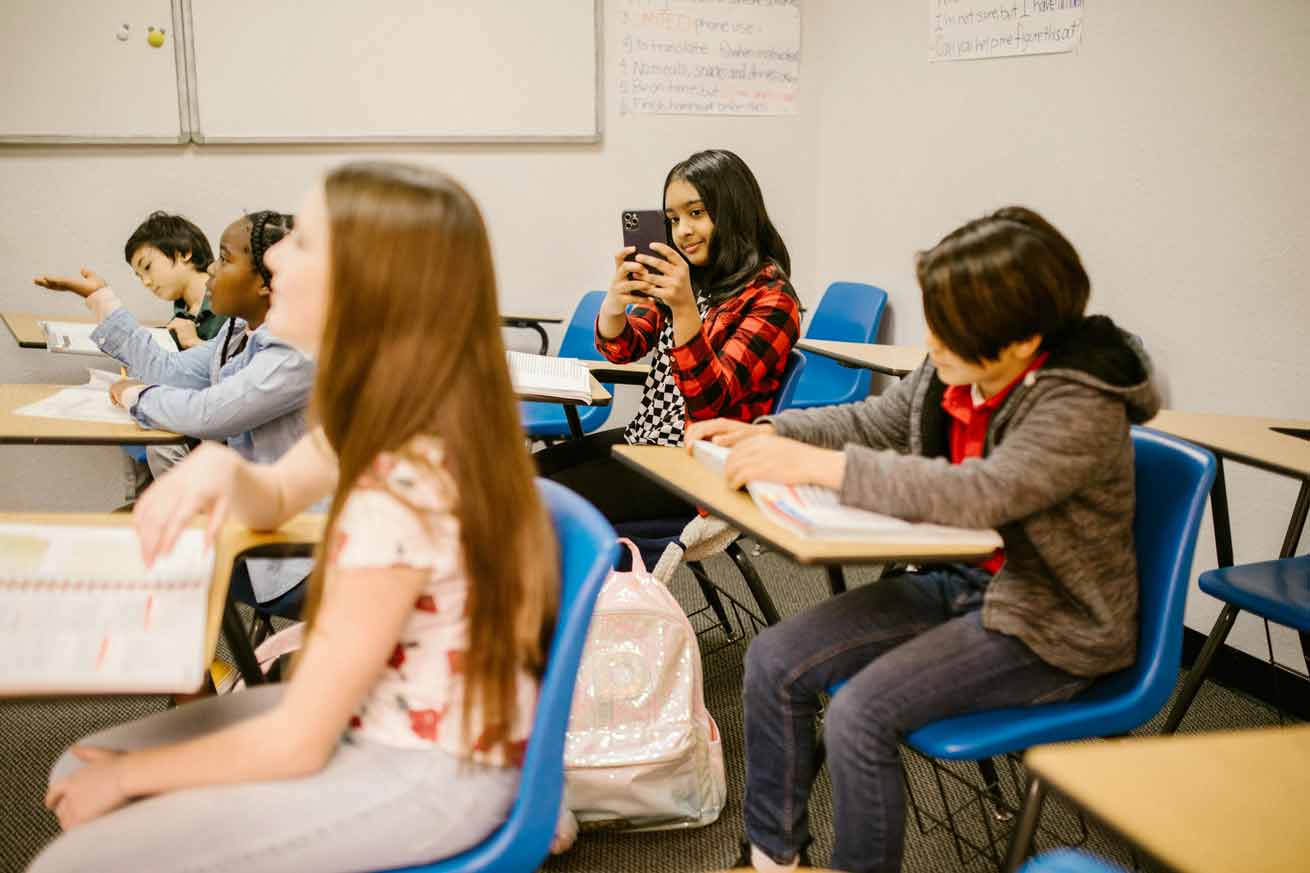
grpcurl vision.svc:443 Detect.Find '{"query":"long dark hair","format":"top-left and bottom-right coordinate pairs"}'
top-left (662, 149), bottom-right (796, 305)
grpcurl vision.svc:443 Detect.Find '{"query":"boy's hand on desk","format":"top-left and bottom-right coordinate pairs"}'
top-left (166, 317), bottom-right (201, 349)
top-left (108, 378), bottom-right (144, 408)
top-left (685, 418), bottom-right (776, 450)
top-left (33, 268), bottom-right (107, 299)
top-left (135, 442), bottom-right (244, 565)
top-left (724, 435), bottom-right (846, 491)
top-left (45, 746), bottom-right (128, 829)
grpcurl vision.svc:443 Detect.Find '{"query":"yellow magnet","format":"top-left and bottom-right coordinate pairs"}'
top-left (147, 26), bottom-right (165, 48)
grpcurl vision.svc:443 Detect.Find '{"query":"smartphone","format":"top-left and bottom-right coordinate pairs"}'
top-left (621, 209), bottom-right (668, 297)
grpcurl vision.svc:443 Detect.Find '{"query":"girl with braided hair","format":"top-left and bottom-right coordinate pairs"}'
top-left (34, 210), bottom-right (316, 606)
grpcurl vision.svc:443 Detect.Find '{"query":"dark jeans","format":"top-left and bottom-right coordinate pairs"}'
top-left (533, 428), bottom-right (695, 524)
top-left (743, 565), bottom-right (1089, 873)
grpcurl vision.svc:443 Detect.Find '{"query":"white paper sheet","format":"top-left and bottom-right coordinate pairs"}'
top-left (41, 319), bottom-right (176, 356)
top-left (14, 368), bottom-right (137, 425)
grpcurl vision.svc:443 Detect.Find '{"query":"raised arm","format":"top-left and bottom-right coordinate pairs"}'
top-left (127, 344), bottom-right (313, 441)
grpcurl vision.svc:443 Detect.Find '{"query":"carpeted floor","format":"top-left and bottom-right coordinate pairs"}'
top-left (0, 544), bottom-right (1289, 873)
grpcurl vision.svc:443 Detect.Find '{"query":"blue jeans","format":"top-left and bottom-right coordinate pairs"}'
top-left (743, 565), bottom-right (1090, 873)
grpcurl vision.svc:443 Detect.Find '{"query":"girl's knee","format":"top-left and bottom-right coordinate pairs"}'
top-left (824, 685), bottom-right (900, 755)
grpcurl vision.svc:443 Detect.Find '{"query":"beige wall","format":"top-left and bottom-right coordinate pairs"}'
top-left (2, 1), bottom-right (1306, 668)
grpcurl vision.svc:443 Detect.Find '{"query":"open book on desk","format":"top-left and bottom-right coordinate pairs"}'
top-left (0, 524), bottom-right (214, 694)
top-left (42, 319), bottom-right (176, 356)
top-left (691, 440), bottom-right (1003, 548)
top-left (13, 368), bottom-right (137, 425)
top-left (507, 350), bottom-right (593, 403)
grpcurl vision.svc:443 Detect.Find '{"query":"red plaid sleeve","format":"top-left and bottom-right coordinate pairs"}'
top-left (669, 270), bottom-right (801, 423)
top-left (594, 304), bottom-right (663, 363)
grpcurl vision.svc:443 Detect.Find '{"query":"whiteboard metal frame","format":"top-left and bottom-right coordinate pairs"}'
top-left (0, 0), bottom-right (191, 145)
top-left (181, 0), bottom-right (604, 145)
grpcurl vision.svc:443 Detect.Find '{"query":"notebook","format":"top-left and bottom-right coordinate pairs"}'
top-left (41, 320), bottom-right (177, 356)
top-left (690, 439), bottom-right (1003, 547)
top-left (0, 524), bottom-right (214, 694)
top-left (14, 368), bottom-right (137, 425)
top-left (507, 351), bottom-right (593, 403)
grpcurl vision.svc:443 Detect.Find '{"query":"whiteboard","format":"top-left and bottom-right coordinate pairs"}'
top-left (185, 0), bottom-right (601, 143)
top-left (0, 0), bottom-right (187, 143)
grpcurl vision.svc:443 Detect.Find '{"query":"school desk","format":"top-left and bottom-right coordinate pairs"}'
top-left (1006, 725), bottom-right (1310, 873)
top-left (796, 339), bottom-right (927, 378)
top-left (500, 313), bottom-right (563, 355)
top-left (612, 444), bottom-right (1000, 604)
top-left (582, 359), bottom-right (651, 385)
top-left (0, 384), bottom-right (186, 446)
top-left (2, 310), bottom-right (167, 349)
top-left (0, 512), bottom-right (320, 694)
top-left (1144, 410), bottom-right (1310, 732)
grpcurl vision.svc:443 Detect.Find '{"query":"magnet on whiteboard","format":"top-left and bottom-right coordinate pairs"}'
top-left (116, 24), bottom-right (130, 42)
top-left (147, 26), bottom-right (166, 48)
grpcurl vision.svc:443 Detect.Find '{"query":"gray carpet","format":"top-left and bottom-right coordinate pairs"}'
top-left (0, 544), bottom-right (1289, 873)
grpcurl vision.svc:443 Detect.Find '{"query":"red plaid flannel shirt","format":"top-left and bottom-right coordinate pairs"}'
top-left (595, 264), bottom-right (801, 424)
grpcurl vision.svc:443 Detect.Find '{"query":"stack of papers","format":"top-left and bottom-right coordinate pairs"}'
top-left (41, 320), bottom-right (176, 356)
top-left (690, 439), bottom-right (1003, 547)
top-left (14, 368), bottom-right (136, 425)
top-left (0, 524), bottom-right (214, 693)
top-left (507, 351), bottom-right (593, 403)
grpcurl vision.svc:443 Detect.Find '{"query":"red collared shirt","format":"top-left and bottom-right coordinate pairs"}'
top-left (595, 263), bottom-right (801, 427)
top-left (941, 352), bottom-right (1049, 574)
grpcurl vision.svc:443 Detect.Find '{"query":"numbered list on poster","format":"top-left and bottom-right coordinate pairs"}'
top-left (617, 0), bottom-right (801, 116)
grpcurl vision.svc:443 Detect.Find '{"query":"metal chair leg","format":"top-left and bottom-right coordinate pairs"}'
top-left (222, 602), bottom-right (265, 687)
top-left (1161, 603), bottom-right (1240, 733)
top-left (687, 560), bottom-right (734, 639)
top-left (977, 757), bottom-right (1013, 822)
top-left (826, 565), bottom-right (847, 595)
top-left (725, 540), bottom-right (782, 625)
top-left (1002, 775), bottom-right (1047, 873)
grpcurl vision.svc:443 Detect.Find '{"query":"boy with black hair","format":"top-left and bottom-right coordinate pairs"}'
top-left (690, 206), bottom-right (1161, 873)
top-left (123, 211), bottom-right (224, 349)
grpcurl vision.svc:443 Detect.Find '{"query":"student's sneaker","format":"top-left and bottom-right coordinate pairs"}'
top-left (731, 838), bottom-right (812, 871)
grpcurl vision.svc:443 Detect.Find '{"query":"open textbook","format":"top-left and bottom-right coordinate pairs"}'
top-left (507, 350), bottom-right (593, 403)
top-left (0, 524), bottom-right (214, 694)
top-left (691, 440), bottom-right (1003, 548)
top-left (14, 368), bottom-right (137, 425)
top-left (41, 319), bottom-right (176, 357)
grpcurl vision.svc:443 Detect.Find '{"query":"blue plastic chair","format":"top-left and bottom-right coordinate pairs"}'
top-left (1160, 552), bottom-right (1310, 732)
top-left (385, 479), bottom-right (618, 873)
top-left (826, 428), bottom-right (1216, 870)
top-left (1020, 849), bottom-right (1128, 873)
top-left (520, 291), bottom-right (614, 439)
top-left (790, 281), bottom-right (888, 410)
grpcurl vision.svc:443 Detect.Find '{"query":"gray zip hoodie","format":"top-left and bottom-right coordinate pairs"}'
top-left (762, 315), bottom-right (1161, 677)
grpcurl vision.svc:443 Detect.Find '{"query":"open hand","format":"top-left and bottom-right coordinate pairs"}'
top-left (684, 418), bottom-right (775, 452)
top-left (45, 747), bottom-right (128, 830)
top-left (723, 434), bottom-right (847, 491)
top-left (134, 442), bottom-right (245, 565)
top-left (33, 268), bottom-right (107, 299)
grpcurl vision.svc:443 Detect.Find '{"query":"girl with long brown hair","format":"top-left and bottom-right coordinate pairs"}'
top-left (28, 162), bottom-right (558, 873)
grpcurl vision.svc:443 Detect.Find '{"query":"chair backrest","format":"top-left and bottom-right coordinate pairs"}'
top-left (770, 348), bottom-right (808, 414)
top-left (793, 282), bottom-right (888, 408)
top-left (411, 479), bottom-right (617, 873)
top-left (557, 291), bottom-right (609, 361)
top-left (1076, 427), bottom-right (1217, 721)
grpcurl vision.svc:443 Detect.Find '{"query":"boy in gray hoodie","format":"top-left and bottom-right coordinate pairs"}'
top-left (689, 207), bottom-right (1161, 873)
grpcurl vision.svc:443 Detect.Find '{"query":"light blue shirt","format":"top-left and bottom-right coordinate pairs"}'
top-left (92, 308), bottom-right (317, 601)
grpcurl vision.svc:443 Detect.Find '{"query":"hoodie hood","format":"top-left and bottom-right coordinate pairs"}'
top-left (1038, 314), bottom-right (1161, 424)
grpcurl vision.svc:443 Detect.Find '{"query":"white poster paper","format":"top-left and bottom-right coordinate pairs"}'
top-left (930, 0), bottom-right (1085, 63)
top-left (617, 0), bottom-right (801, 116)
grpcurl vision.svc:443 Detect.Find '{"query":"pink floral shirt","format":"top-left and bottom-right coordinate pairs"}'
top-left (334, 437), bottom-right (536, 768)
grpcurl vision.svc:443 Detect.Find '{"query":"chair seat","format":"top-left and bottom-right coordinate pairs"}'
top-left (519, 397), bottom-right (612, 438)
top-left (1198, 555), bottom-right (1310, 631)
top-left (787, 352), bottom-right (868, 410)
top-left (1020, 849), bottom-right (1127, 873)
